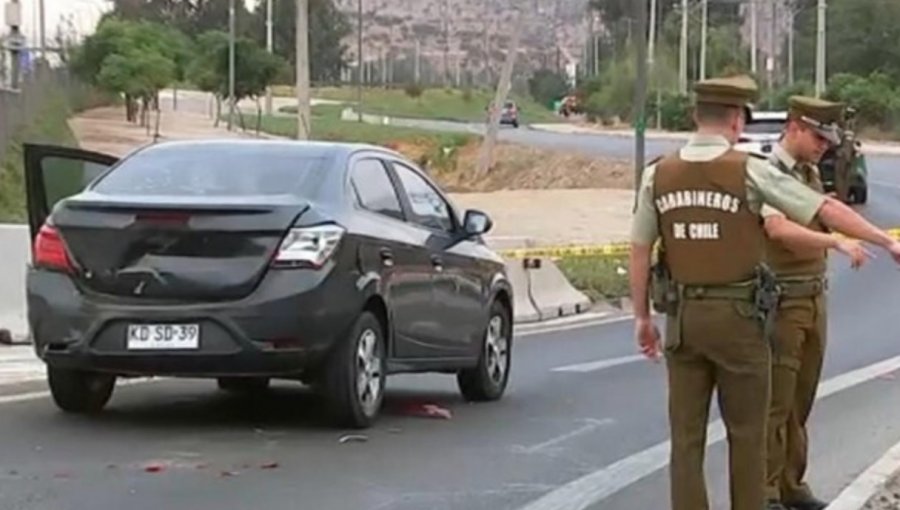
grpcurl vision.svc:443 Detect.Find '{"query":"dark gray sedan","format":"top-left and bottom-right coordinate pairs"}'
top-left (22, 139), bottom-right (513, 428)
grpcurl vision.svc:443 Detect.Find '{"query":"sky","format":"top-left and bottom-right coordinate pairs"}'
top-left (2, 0), bottom-right (257, 47)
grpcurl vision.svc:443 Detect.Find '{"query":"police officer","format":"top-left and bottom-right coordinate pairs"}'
top-left (629, 76), bottom-right (900, 510)
top-left (760, 96), bottom-right (875, 510)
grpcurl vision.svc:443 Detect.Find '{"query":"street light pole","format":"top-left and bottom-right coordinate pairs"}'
top-left (357, 0), bottom-right (363, 123)
top-left (635, 0), bottom-right (648, 192)
top-left (296, 0), bottom-right (310, 140)
top-left (700, 0), bottom-right (708, 81)
top-left (679, 0), bottom-right (687, 94)
top-left (265, 0), bottom-right (273, 115)
top-left (815, 0), bottom-right (826, 97)
top-left (228, 0), bottom-right (236, 131)
top-left (751, 0), bottom-right (758, 74)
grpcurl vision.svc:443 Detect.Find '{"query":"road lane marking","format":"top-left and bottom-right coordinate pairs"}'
top-left (518, 314), bottom-right (638, 338)
top-left (517, 354), bottom-right (900, 510)
top-left (515, 419), bottom-right (615, 454)
top-left (551, 355), bottom-right (645, 373)
top-left (827, 435), bottom-right (900, 510)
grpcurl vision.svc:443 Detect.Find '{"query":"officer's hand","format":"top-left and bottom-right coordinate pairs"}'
top-left (836, 239), bottom-right (874, 269)
top-left (636, 317), bottom-right (661, 361)
top-left (888, 241), bottom-right (900, 264)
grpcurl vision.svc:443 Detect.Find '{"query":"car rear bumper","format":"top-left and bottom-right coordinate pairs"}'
top-left (26, 267), bottom-right (364, 378)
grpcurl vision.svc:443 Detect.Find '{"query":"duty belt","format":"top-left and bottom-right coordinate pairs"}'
top-left (775, 276), bottom-right (827, 299)
top-left (681, 282), bottom-right (756, 301)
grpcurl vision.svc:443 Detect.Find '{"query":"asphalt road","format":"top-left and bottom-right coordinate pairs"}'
top-left (4, 92), bottom-right (898, 509)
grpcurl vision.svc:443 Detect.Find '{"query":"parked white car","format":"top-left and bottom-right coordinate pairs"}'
top-left (734, 110), bottom-right (788, 156)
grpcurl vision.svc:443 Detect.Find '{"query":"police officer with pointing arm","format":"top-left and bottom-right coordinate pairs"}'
top-left (760, 96), bottom-right (879, 510)
top-left (627, 75), bottom-right (900, 510)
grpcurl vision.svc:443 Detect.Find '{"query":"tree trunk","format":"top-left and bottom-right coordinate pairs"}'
top-left (214, 95), bottom-right (222, 127)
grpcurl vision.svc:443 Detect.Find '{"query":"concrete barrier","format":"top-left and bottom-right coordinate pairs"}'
top-left (504, 259), bottom-right (541, 324)
top-left (526, 258), bottom-right (593, 321)
top-left (0, 224), bottom-right (30, 340)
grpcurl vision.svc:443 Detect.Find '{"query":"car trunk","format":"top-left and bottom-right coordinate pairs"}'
top-left (51, 195), bottom-right (308, 301)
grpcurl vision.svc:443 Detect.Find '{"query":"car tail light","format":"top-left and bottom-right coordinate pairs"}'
top-left (272, 225), bottom-right (345, 269)
top-left (33, 223), bottom-right (74, 273)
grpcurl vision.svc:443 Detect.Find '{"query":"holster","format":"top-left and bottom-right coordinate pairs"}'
top-left (752, 264), bottom-right (784, 352)
top-left (650, 249), bottom-right (678, 314)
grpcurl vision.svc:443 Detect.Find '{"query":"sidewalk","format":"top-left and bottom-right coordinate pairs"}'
top-left (0, 345), bottom-right (43, 386)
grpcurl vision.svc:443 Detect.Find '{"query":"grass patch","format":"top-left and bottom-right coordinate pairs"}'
top-left (0, 91), bottom-right (79, 223)
top-left (271, 85), bottom-right (560, 124)
top-left (555, 255), bottom-right (630, 304)
top-left (253, 105), bottom-right (473, 147)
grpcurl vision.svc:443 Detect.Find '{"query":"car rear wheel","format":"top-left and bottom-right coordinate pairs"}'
top-left (47, 366), bottom-right (116, 414)
top-left (322, 311), bottom-right (386, 429)
top-left (457, 300), bottom-right (512, 402)
top-left (217, 377), bottom-right (270, 393)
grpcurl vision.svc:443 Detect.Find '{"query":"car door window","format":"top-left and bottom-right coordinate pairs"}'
top-left (42, 156), bottom-right (110, 207)
top-left (391, 162), bottom-right (455, 233)
top-left (350, 158), bottom-right (404, 221)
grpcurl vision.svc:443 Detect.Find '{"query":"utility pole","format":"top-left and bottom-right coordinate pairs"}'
top-left (38, 0), bottom-right (46, 61)
top-left (356, 0), bottom-right (363, 122)
top-left (679, 0), bottom-right (688, 94)
top-left (6, 0), bottom-right (22, 89)
top-left (476, 9), bottom-right (525, 177)
top-left (414, 39), bottom-right (421, 84)
top-left (634, 0), bottom-right (648, 191)
top-left (815, 0), bottom-right (826, 97)
top-left (767, 0), bottom-right (776, 96)
top-left (751, 0), bottom-right (758, 74)
top-left (296, 0), bottom-right (311, 140)
top-left (700, 0), bottom-right (708, 81)
top-left (265, 0), bottom-right (273, 115)
top-left (649, 0), bottom-right (660, 129)
top-left (788, 3), bottom-right (795, 84)
top-left (228, 0), bottom-right (236, 131)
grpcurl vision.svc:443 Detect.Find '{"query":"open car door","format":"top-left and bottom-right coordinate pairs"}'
top-left (23, 143), bottom-right (119, 242)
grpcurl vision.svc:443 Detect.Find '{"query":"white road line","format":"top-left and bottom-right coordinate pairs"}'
top-left (518, 314), bottom-right (637, 338)
top-left (517, 354), bottom-right (900, 510)
top-left (516, 419), bottom-right (615, 454)
top-left (827, 436), bottom-right (900, 510)
top-left (551, 355), bottom-right (646, 374)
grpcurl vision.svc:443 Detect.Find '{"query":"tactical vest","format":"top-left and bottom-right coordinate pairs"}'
top-left (653, 149), bottom-right (764, 285)
top-left (764, 160), bottom-right (829, 276)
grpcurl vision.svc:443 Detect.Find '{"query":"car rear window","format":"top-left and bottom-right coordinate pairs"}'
top-left (90, 143), bottom-right (332, 197)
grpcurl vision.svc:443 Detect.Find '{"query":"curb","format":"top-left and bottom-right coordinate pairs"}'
top-left (827, 439), bottom-right (900, 510)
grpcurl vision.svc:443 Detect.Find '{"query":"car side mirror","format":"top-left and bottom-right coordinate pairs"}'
top-left (463, 209), bottom-right (492, 237)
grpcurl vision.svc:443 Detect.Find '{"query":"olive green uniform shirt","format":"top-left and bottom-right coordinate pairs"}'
top-left (759, 143), bottom-right (813, 219)
top-left (631, 134), bottom-right (827, 245)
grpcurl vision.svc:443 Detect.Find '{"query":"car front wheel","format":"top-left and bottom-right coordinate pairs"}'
top-left (47, 366), bottom-right (116, 414)
top-left (322, 311), bottom-right (386, 429)
top-left (458, 300), bottom-right (512, 402)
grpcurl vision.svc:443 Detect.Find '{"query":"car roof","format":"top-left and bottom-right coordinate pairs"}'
top-left (748, 111), bottom-right (788, 121)
top-left (132, 138), bottom-right (395, 158)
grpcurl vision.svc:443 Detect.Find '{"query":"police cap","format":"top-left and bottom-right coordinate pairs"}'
top-left (788, 95), bottom-right (845, 145)
top-left (693, 74), bottom-right (759, 121)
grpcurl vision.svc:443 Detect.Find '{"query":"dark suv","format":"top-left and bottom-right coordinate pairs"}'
top-left (23, 140), bottom-right (513, 428)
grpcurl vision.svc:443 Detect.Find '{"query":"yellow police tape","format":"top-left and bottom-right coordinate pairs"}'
top-left (498, 228), bottom-right (900, 259)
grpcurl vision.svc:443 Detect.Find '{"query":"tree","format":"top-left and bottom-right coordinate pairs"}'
top-left (104, 0), bottom-right (255, 39)
top-left (71, 18), bottom-right (182, 127)
top-left (527, 69), bottom-right (570, 108)
top-left (188, 31), bottom-right (287, 131)
top-left (250, 0), bottom-right (351, 84)
top-left (792, 0), bottom-right (900, 82)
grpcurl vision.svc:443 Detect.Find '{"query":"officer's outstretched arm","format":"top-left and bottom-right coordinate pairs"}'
top-left (764, 212), bottom-right (873, 267)
top-left (815, 197), bottom-right (897, 253)
top-left (750, 158), bottom-right (900, 262)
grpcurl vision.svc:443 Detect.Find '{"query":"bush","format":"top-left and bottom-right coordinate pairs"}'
top-left (649, 92), bottom-right (693, 131)
top-left (527, 69), bottom-right (570, 109)
top-left (825, 72), bottom-right (900, 131)
top-left (404, 83), bottom-right (424, 99)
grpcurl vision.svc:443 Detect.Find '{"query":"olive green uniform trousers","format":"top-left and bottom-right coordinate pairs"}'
top-left (665, 295), bottom-right (770, 510)
top-left (766, 293), bottom-right (827, 502)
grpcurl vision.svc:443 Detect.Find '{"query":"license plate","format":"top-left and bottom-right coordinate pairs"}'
top-left (126, 324), bottom-right (200, 350)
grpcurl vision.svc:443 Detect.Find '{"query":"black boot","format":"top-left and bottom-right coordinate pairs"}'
top-left (785, 496), bottom-right (828, 510)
